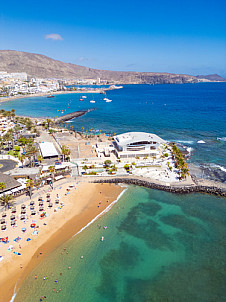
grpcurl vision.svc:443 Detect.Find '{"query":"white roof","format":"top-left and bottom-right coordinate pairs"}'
top-left (39, 142), bottom-right (58, 158)
top-left (114, 132), bottom-right (165, 147)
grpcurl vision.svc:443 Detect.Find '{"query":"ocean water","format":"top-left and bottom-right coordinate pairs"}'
top-left (1, 83), bottom-right (226, 180)
top-left (14, 186), bottom-right (226, 302)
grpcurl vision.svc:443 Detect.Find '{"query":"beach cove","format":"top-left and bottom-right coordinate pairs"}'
top-left (12, 185), bottom-right (226, 302)
top-left (0, 180), bottom-right (124, 302)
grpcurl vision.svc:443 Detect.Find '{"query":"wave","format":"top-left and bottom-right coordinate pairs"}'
top-left (197, 140), bottom-right (205, 144)
top-left (175, 140), bottom-right (195, 145)
top-left (217, 137), bottom-right (226, 142)
top-left (73, 186), bottom-right (127, 237)
top-left (210, 164), bottom-right (226, 173)
top-left (10, 283), bottom-right (18, 302)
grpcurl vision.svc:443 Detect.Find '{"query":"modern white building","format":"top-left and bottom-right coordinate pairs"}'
top-left (39, 142), bottom-right (59, 159)
top-left (113, 132), bottom-right (165, 159)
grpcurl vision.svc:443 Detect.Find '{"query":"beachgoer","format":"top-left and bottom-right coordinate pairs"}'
top-left (20, 264), bottom-right (23, 269)
top-left (66, 251), bottom-right (68, 254)
top-left (35, 275), bottom-right (37, 279)
top-left (68, 266), bottom-right (71, 269)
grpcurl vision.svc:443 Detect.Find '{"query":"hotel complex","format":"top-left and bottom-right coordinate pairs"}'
top-left (113, 132), bottom-right (165, 159)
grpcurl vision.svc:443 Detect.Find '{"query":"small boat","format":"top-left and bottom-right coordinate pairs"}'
top-left (100, 236), bottom-right (104, 242)
top-left (103, 98), bottom-right (112, 102)
top-left (103, 226), bottom-right (107, 229)
top-left (82, 96), bottom-right (87, 98)
top-left (47, 95), bottom-right (55, 98)
top-left (80, 98), bottom-right (84, 101)
top-left (90, 100), bottom-right (95, 103)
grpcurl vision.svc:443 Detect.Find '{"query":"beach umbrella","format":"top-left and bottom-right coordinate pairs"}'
top-left (21, 209), bottom-right (26, 214)
top-left (38, 197), bottom-right (43, 201)
top-left (11, 221), bottom-right (16, 226)
top-left (47, 198), bottom-right (51, 202)
top-left (55, 200), bottom-right (59, 204)
top-left (22, 228), bottom-right (26, 232)
top-left (1, 224), bottom-right (6, 230)
top-left (0, 218), bottom-right (6, 224)
top-left (20, 215), bottom-right (25, 220)
top-left (31, 210), bottom-right (36, 215)
top-left (21, 204), bottom-right (26, 209)
top-left (2, 212), bottom-right (7, 218)
top-left (48, 203), bottom-right (53, 208)
top-left (30, 201), bottom-right (35, 206)
top-left (39, 202), bottom-right (43, 206)
top-left (30, 206), bottom-right (35, 210)
top-left (30, 223), bottom-right (36, 228)
top-left (11, 207), bottom-right (16, 213)
top-left (10, 214), bottom-right (15, 220)
top-left (46, 194), bottom-right (50, 198)
top-left (39, 206), bottom-right (44, 211)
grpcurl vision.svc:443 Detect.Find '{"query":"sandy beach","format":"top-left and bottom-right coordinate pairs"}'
top-left (0, 180), bottom-right (124, 302)
top-left (0, 89), bottom-right (102, 104)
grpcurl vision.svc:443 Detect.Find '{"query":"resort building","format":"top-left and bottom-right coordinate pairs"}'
top-left (113, 132), bottom-right (165, 159)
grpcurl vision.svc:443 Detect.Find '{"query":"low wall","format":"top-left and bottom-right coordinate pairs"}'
top-left (92, 177), bottom-right (226, 197)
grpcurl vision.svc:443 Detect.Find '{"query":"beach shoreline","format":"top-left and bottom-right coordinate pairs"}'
top-left (0, 181), bottom-right (124, 302)
top-left (0, 90), bottom-right (102, 104)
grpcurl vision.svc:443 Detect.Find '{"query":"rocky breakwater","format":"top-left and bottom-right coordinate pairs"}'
top-left (54, 108), bottom-right (96, 123)
top-left (92, 177), bottom-right (226, 197)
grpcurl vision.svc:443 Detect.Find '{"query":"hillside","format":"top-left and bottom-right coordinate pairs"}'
top-left (196, 74), bottom-right (226, 82)
top-left (0, 50), bottom-right (224, 84)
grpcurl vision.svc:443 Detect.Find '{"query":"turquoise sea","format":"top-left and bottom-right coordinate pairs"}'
top-left (1, 83), bottom-right (226, 181)
top-left (14, 186), bottom-right (226, 302)
top-left (2, 83), bottom-right (225, 301)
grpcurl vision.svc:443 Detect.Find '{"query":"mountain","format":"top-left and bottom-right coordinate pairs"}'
top-left (0, 50), bottom-right (224, 84)
top-left (196, 74), bottom-right (226, 82)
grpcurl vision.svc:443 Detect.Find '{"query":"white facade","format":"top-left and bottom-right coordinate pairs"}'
top-left (39, 142), bottom-right (59, 158)
top-left (113, 132), bottom-right (165, 158)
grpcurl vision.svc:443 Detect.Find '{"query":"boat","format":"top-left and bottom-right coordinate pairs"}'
top-left (90, 100), bottom-right (95, 103)
top-left (106, 99), bottom-right (112, 103)
top-left (101, 236), bottom-right (104, 242)
top-left (80, 98), bottom-right (84, 101)
top-left (47, 95), bottom-right (55, 98)
top-left (103, 98), bottom-right (108, 101)
top-left (82, 96), bottom-right (87, 98)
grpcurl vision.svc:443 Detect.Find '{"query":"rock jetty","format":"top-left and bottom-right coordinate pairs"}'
top-left (54, 108), bottom-right (96, 123)
top-left (92, 177), bottom-right (226, 197)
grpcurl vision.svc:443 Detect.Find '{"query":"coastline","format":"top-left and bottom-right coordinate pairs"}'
top-left (0, 181), bottom-right (124, 302)
top-left (0, 90), bottom-right (102, 104)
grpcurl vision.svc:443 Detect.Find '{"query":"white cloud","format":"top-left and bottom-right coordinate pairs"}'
top-left (45, 34), bottom-right (63, 41)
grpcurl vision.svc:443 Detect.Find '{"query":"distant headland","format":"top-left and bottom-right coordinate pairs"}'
top-left (0, 50), bottom-right (225, 85)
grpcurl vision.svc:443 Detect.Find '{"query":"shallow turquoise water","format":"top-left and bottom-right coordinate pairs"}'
top-left (15, 186), bottom-right (226, 302)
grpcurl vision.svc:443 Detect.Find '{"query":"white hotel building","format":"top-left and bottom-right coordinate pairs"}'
top-left (113, 132), bottom-right (165, 159)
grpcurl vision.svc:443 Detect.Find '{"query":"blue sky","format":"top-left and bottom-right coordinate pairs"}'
top-left (0, 0), bottom-right (226, 76)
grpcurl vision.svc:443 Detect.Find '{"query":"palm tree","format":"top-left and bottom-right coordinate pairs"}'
top-left (18, 154), bottom-right (25, 168)
top-left (62, 145), bottom-right (70, 162)
top-left (0, 182), bottom-right (6, 196)
top-left (48, 166), bottom-right (55, 188)
top-left (38, 155), bottom-right (43, 164)
top-left (26, 179), bottom-right (34, 199)
top-left (46, 118), bottom-right (53, 130)
top-left (26, 145), bottom-right (37, 167)
top-left (81, 126), bottom-right (84, 137)
top-left (0, 194), bottom-right (14, 209)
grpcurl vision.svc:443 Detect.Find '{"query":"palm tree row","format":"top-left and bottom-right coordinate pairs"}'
top-left (170, 143), bottom-right (190, 179)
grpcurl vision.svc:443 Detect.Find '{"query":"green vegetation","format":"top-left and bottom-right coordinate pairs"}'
top-left (170, 143), bottom-right (190, 179)
top-left (0, 194), bottom-right (15, 209)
